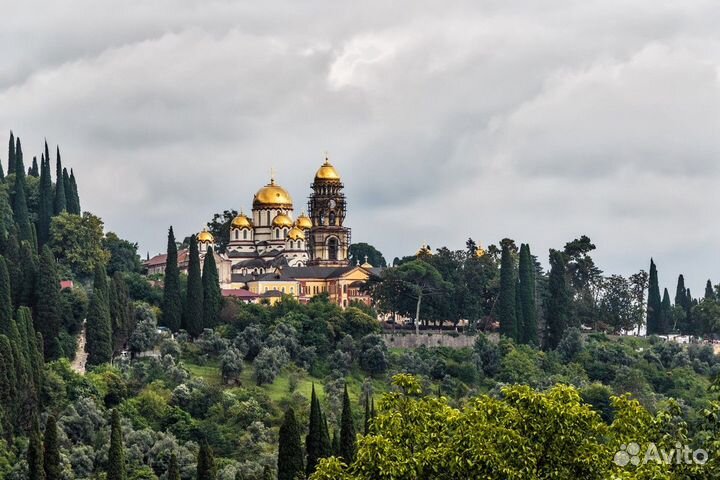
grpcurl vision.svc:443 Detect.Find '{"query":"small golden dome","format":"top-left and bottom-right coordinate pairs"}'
top-left (231, 212), bottom-right (253, 229)
top-left (287, 227), bottom-right (305, 240)
top-left (314, 157), bottom-right (341, 182)
top-left (253, 177), bottom-right (293, 208)
top-left (476, 245), bottom-right (487, 257)
top-left (197, 229), bottom-right (214, 244)
top-left (417, 243), bottom-right (433, 257)
top-left (296, 212), bottom-right (312, 230)
top-left (272, 213), bottom-right (294, 228)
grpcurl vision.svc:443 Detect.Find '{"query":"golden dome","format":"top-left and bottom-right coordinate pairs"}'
top-left (314, 157), bottom-right (341, 182)
top-left (475, 245), bottom-right (487, 257)
top-left (272, 213), bottom-right (294, 228)
top-left (197, 229), bottom-right (214, 243)
top-left (417, 243), bottom-right (433, 257)
top-left (287, 227), bottom-right (305, 240)
top-left (253, 178), bottom-right (293, 208)
top-left (296, 212), bottom-right (312, 230)
top-left (231, 212), bottom-right (253, 229)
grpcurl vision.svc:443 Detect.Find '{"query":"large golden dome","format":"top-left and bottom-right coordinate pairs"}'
top-left (314, 157), bottom-right (341, 182)
top-left (253, 178), bottom-right (293, 208)
top-left (296, 212), bottom-right (312, 230)
top-left (287, 226), bottom-right (305, 240)
top-left (231, 212), bottom-right (253, 229)
top-left (197, 229), bottom-right (214, 244)
top-left (272, 213), bottom-right (294, 228)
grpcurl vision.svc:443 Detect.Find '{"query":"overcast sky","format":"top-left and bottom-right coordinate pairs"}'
top-left (1, 0), bottom-right (719, 293)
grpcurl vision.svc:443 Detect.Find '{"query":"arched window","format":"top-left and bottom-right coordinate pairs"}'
top-left (243, 230), bottom-right (248, 240)
top-left (276, 229), bottom-right (280, 239)
top-left (235, 230), bottom-right (239, 240)
top-left (328, 237), bottom-right (338, 261)
top-left (267, 211), bottom-right (271, 224)
top-left (329, 211), bottom-right (336, 225)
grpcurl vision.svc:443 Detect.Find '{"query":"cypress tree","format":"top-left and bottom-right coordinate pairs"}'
top-left (13, 139), bottom-right (33, 243)
top-left (0, 157), bottom-right (3, 180)
top-left (518, 243), bottom-right (537, 345)
top-left (364, 394), bottom-right (371, 435)
top-left (183, 235), bottom-right (203, 337)
top-left (339, 385), bottom-right (356, 463)
top-left (0, 334), bottom-right (16, 437)
top-left (661, 289), bottom-right (672, 332)
top-left (69, 169), bottom-right (81, 214)
top-left (321, 414), bottom-right (332, 458)
top-left (37, 153), bottom-right (53, 247)
top-left (107, 410), bottom-right (126, 480)
top-left (646, 259), bottom-right (662, 335)
top-left (545, 249), bottom-right (570, 350)
top-left (202, 247), bottom-right (221, 329)
top-left (7, 132), bottom-right (15, 175)
top-left (331, 429), bottom-right (340, 456)
top-left (53, 147), bottom-right (66, 215)
top-left (306, 385), bottom-right (326, 476)
top-left (0, 257), bottom-right (12, 336)
top-left (86, 264), bottom-right (113, 365)
top-left (62, 168), bottom-right (72, 213)
top-left (167, 453), bottom-right (180, 480)
top-left (497, 238), bottom-right (517, 341)
top-left (43, 415), bottom-right (61, 480)
top-left (19, 241), bottom-right (38, 307)
top-left (674, 274), bottom-right (692, 334)
top-left (196, 441), bottom-right (215, 480)
top-left (27, 418), bottom-right (45, 480)
top-left (35, 246), bottom-right (63, 359)
top-left (30, 157), bottom-right (39, 177)
top-left (4, 230), bottom-right (21, 308)
top-left (109, 272), bottom-right (132, 350)
top-left (705, 280), bottom-right (715, 301)
top-left (161, 227), bottom-right (182, 331)
top-left (277, 408), bottom-right (304, 480)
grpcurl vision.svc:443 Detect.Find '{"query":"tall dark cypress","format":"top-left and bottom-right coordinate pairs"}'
top-left (62, 168), bottom-right (72, 213)
top-left (183, 235), bottom-right (203, 337)
top-left (674, 274), bottom-right (692, 334)
top-left (306, 385), bottom-right (327, 476)
top-left (30, 157), bottom-right (39, 177)
top-left (53, 147), bottom-right (66, 215)
top-left (5, 229), bottom-right (22, 308)
top-left (646, 259), bottom-right (662, 335)
top-left (43, 415), bottom-right (61, 480)
top-left (13, 139), bottom-right (33, 243)
top-left (202, 247), bottom-right (221, 329)
top-left (19, 242), bottom-right (38, 308)
top-left (35, 247), bottom-right (63, 360)
top-left (7, 132), bottom-right (15, 175)
top-left (497, 238), bottom-right (517, 340)
top-left (196, 441), bottom-right (215, 480)
top-left (37, 153), bottom-right (53, 247)
top-left (161, 227), bottom-right (182, 331)
top-left (518, 243), bottom-right (537, 345)
top-left (107, 410), bottom-right (126, 480)
top-left (339, 385), bottom-right (357, 464)
top-left (0, 257), bottom-right (12, 336)
top-left (86, 264), bottom-right (113, 365)
top-left (661, 289), bottom-right (672, 332)
top-left (69, 169), bottom-right (81, 214)
top-left (0, 334), bottom-right (16, 436)
top-left (364, 394), bottom-right (371, 435)
top-left (277, 408), bottom-right (304, 480)
top-left (545, 249), bottom-right (570, 350)
top-left (705, 280), bottom-right (715, 301)
top-left (167, 453), bottom-right (180, 480)
top-left (27, 417), bottom-right (45, 480)
top-left (109, 272), bottom-right (132, 350)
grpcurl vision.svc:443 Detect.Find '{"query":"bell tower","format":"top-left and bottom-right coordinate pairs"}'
top-left (307, 156), bottom-right (351, 267)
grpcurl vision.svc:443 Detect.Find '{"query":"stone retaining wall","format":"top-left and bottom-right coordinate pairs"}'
top-left (382, 333), bottom-right (484, 349)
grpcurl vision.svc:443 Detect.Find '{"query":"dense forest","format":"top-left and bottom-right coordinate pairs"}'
top-left (0, 131), bottom-right (718, 479)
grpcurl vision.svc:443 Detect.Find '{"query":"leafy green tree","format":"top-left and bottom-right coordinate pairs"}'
top-left (349, 243), bottom-right (387, 268)
top-left (205, 209), bottom-right (237, 254)
top-left (183, 235), bottom-right (203, 337)
top-left (497, 238), bottom-right (517, 340)
top-left (563, 235), bottom-right (603, 327)
top-left (53, 148), bottom-right (66, 215)
top-left (161, 227), bottom-right (182, 331)
top-left (196, 441), bottom-right (215, 480)
top-left (545, 249), bottom-right (570, 349)
top-left (43, 415), bottom-right (61, 480)
top-left (35, 246), bottom-right (63, 359)
top-left (646, 259), bottom-right (662, 335)
top-left (103, 232), bottom-right (141, 275)
top-left (49, 212), bottom-right (110, 278)
top-left (86, 264), bottom-right (113, 365)
top-left (27, 418), bottom-right (45, 480)
top-left (202, 247), bottom-right (221, 329)
top-left (340, 385), bottom-right (356, 464)
top-left (107, 410), bottom-right (126, 480)
top-left (517, 243), bottom-right (536, 344)
top-left (278, 407), bottom-right (304, 480)
top-left (599, 275), bottom-right (636, 333)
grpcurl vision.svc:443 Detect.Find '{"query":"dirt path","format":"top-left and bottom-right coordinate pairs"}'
top-left (71, 319), bottom-right (88, 374)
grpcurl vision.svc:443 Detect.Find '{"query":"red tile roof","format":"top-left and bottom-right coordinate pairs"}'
top-left (221, 289), bottom-right (259, 298)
